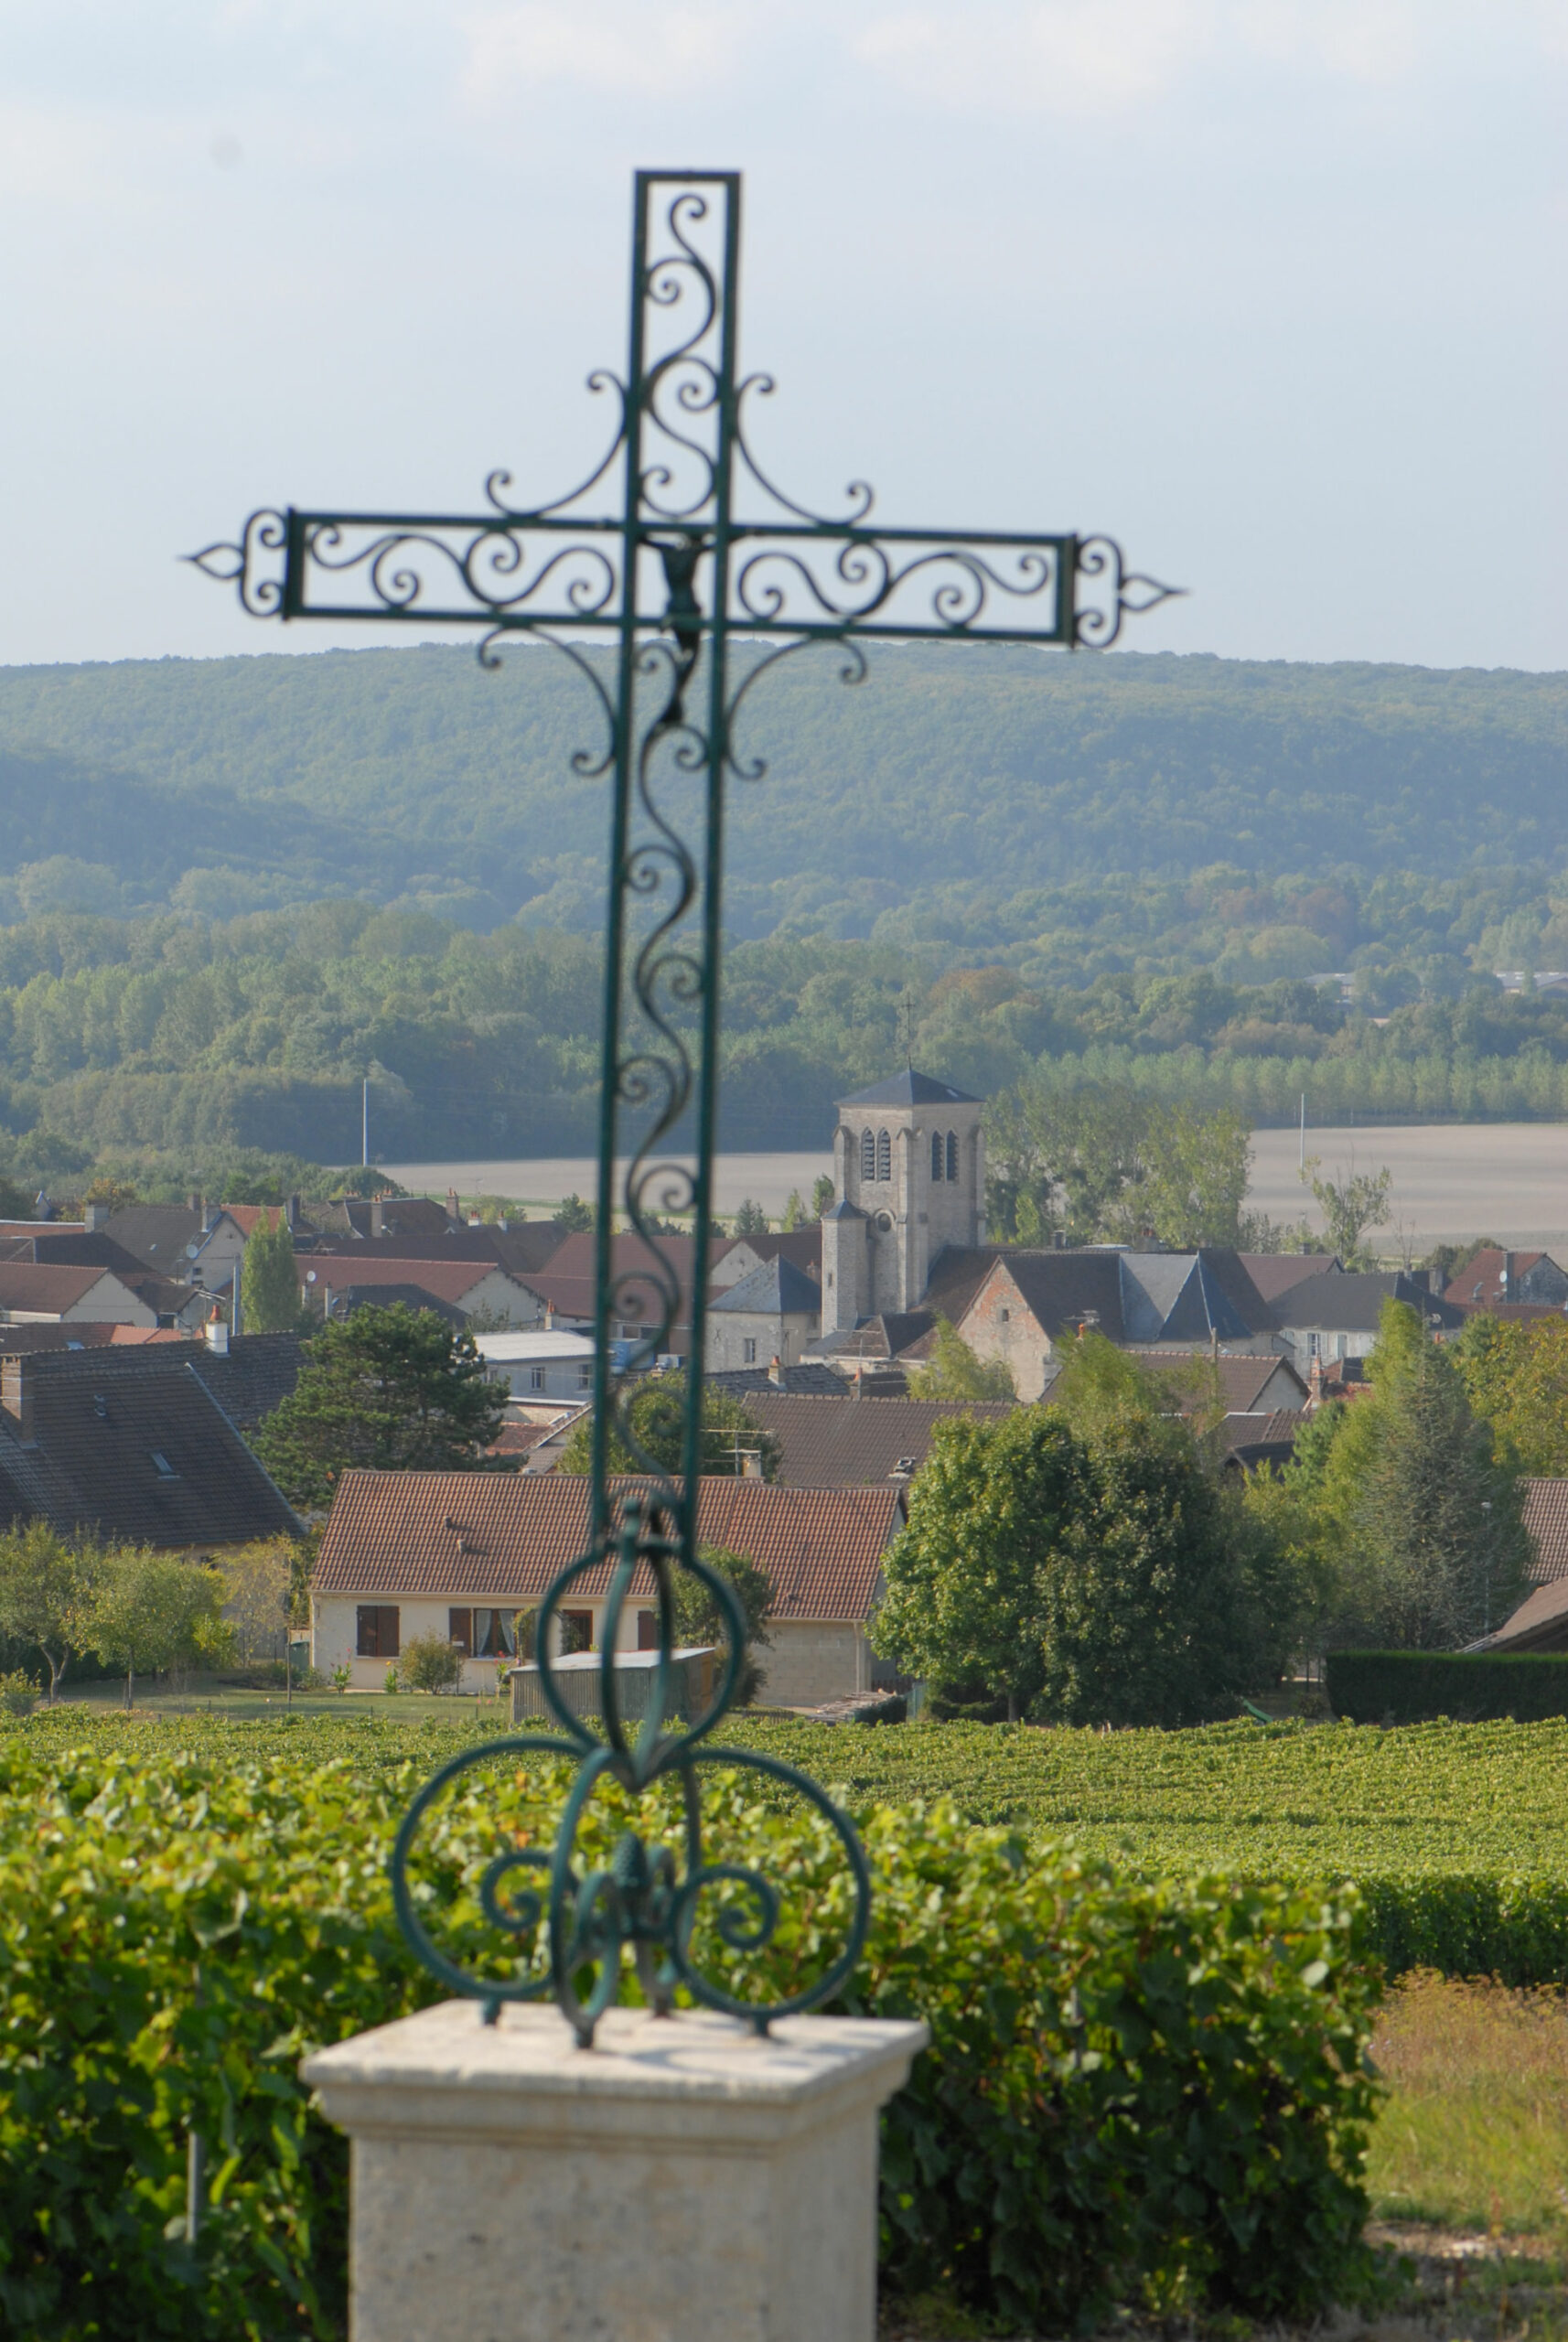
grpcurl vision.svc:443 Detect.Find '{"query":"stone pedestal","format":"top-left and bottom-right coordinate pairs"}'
top-left (303, 2000), bottom-right (928, 2342)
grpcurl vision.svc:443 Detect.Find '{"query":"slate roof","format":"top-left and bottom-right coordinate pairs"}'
top-left (708, 1363), bottom-right (851, 1397)
top-left (314, 1282), bottom-right (469, 1329)
top-left (978, 1252), bottom-right (1126, 1341)
top-left (1219, 1409), bottom-right (1306, 1468)
top-left (100, 1204), bottom-right (240, 1271)
top-left (1272, 1270), bottom-right (1467, 1334)
top-left (0, 1229), bottom-right (152, 1276)
top-left (710, 1257), bottom-right (822, 1318)
top-left (1523, 1479), bottom-right (1568, 1583)
top-left (739, 1391), bottom-right (1014, 1488)
top-left (187, 1334), bottom-right (306, 1433)
top-left (734, 1229), bottom-right (822, 1273)
top-left (837, 1069), bottom-right (981, 1108)
top-left (312, 1471), bottom-right (903, 1620)
top-left (0, 1354), bottom-right (301, 1547)
top-left (0, 1323), bottom-right (185, 1355)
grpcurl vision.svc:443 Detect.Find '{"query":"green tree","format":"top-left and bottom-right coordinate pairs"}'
top-left (1301, 1157), bottom-right (1392, 1266)
top-left (242, 1207), bottom-right (303, 1333)
top-left (874, 1410), bottom-right (1091, 1723)
top-left (904, 1317), bottom-right (1016, 1402)
top-left (811, 1175), bottom-right (835, 1217)
top-left (252, 1303), bottom-right (507, 1509)
top-left (1455, 1310), bottom-right (1568, 1476)
top-left (672, 1544), bottom-right (775, 1704)
top-left (85, 1547), bottom-right (230, 1708)
top-left (780, 1189), bottom-right (809, 1230)
top-left (0, 1522), bottom-right (103, 1703)
top-left (554, 1193), bottom-right (594, 1233)
top-left (1301, 1301), bottom-right (1529, 1647)
top-left (558, 1373), bottom-right (782, 1482)
top-left (733, 1197), bottom-right (769, 1237)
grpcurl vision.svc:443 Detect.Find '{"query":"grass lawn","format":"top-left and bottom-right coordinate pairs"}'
top-left (59, 1675), bottom-right (512, 1727)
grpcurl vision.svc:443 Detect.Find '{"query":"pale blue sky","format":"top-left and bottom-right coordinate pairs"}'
top-left (1, 1), bottom-right (1563, 669)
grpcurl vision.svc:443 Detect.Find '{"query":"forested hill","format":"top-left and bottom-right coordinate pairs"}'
top-left (0, 646), bottom-right (1562, 943)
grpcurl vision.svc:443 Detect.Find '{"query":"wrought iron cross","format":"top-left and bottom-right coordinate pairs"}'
top-left (193, 170), bottom-right (1177, 2042)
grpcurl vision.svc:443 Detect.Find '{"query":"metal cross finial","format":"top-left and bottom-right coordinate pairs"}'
top-left (191, 169), bottom-right (1179, 2043)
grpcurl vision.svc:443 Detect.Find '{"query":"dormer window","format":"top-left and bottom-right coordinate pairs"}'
top-left (150, 1450), bottom-right (177, 1477)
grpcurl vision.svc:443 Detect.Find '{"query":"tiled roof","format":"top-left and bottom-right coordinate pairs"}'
top-left (0, 1355), bottom-right (300, 1547)
top-left (187, 1334), bottom-right (306, 1432)
top-left (0, 1322), bottom-right (179, 1355)
top-left (708, 1363), bottom-right (850, 1397)
top-left (0, 1261), bottom-right (143, 1316)
top-left (1238, 1252), bottom-right (1341, 1302)
top-left (970, 1252), bottom-right (1126, 1342)
top-left (710, 1257), bottom-right (822, 1317)
top-left (739, 1391), bottom-right (1013, 1488)
top-left (1219, 1409), bottom-right (1306, 1464)
top-left (1272, 1270), bottom-right (1467, 1334)
top-left (0, 1229), bottom-right (151, 1275)
top-left (316, 1282), bottom-right (469, 1328)
top-left (736, 1229), bottom-right (822, 1273)
top-left (295, 1256), bottom-right (537, 1305)
top-left (1523, 1479), bottom-right (1568, 1583)
top-left (297, 1217), bottom-right (568, 1276)
top-left (1486, 1575), bottom-right (1568, 1652)
top-left (838, 1069), bottom-right (980, 1107)
top-left (1444, 1248), bottom-right (1554, 1306)
top-left (312, 1471), bottom-right (903, 1620)
top-left (1136, 1351), bottom-right (1310, 1411)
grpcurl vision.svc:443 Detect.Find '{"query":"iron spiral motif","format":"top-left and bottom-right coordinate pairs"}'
top-left (188, 168), bottom-right (1181, 2042)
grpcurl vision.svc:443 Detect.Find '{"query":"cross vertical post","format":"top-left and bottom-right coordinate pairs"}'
top-left (191, 167), bottom-right (1179, 2039)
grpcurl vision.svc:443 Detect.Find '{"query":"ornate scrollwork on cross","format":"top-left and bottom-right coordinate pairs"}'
top-left (190, 168), bottom-right (1179, 2042)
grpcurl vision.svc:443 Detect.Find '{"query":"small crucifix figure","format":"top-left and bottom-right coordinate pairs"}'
top-left (193, 170), bottom-right (1179, 2033)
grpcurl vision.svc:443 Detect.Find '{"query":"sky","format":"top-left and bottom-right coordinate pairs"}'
top-left (1, 1), bottom-right (1563, 672)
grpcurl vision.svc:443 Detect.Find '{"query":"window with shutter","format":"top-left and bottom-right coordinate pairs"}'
top-left (637, 1610), bottom-right (660, 1649)
top-left (448, 1607), bottom-right (472, 1654)
top-left (356, 1605), bottom-right (400, 1658)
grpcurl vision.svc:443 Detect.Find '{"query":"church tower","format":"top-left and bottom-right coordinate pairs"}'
top-left (820, 1069), bottom-right (984, 1335)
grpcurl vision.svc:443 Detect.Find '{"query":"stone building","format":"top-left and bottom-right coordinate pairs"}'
top-left (821, 1071), bottom-right (984, 1338)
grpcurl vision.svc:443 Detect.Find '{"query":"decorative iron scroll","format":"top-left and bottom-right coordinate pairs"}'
top-left (192, 169), bottom-right (1179, 2044)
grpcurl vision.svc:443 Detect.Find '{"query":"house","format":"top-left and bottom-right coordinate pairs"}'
top-left (1444, 1249), bottom-right (1568, 1310)
top-left (1485, 1478), bottom-right (1568, 1649)
top-left (0, 1261), bottom-right (157, 1328)
top-left (1270, 1269), bottom-right (1467, 1374)
top-left (308, 1469), bottom-right (905, 1705)
top-left (293, 1254), bottom-right (545, 1327)
top-left (1136, 1350), bottom-right (1311, 1415)
top-left (713, 1227), bottom-right (822, 1288)
top-left (1219, 1410), bottom-right (1306, 1472)
top-left (708, 1361), bottom-right (856, 1397)
top-left (737, 1391), bottom-right (1014, 1488)
top-left (523, 1230), bottom-right (735, 1355)
top-left (185, 1327), bottom-right (306, 1434)
top-left (953, 1250), bottom-right (1280, 1402)
top-left (299, 1196), bottom-right (567, 1280)
top-left (706, 1257), bottom-right (823, 1370)
top-left (97, 1198), bottom-right (253, 1294)
top-left (0, 1348), bottom-right (301, 1552)
top-left (476, 1328), bottom-right (599, 1401)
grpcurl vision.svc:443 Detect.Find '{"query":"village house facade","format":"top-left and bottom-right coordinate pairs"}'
top-left (309, 1468), bottom-right (904, 1706)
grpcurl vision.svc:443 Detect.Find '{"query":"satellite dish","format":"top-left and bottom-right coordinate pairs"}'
top-left (186, 1243), bottom-right (200, 1259)
top-left (306, 1270), bottom-right (318, 1284)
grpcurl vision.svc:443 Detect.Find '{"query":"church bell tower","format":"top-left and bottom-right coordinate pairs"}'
top-left (820, 1069), bottom-right (983, 1335)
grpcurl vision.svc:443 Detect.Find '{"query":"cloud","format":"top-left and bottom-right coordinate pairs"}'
top-left (459, 2), bottom-right (755, 105)
top-left (855, 0), bottom-right (1217, 115)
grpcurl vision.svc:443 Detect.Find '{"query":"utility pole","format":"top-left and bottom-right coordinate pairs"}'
top-left (362, 1077), bottom-right (370, 1170)
top-left (1299, 1091), bottom-right (1306, 1173)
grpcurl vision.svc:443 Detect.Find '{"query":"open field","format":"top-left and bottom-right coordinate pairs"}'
top-left (389, 1121), bottom-right (1568, 1250)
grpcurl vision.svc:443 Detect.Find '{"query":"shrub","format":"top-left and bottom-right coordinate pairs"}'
top-left (0, 1670), bottom-right (38, 1717)
top-left (1327, 1649), bottom-right (1568, 1724)
top-left (399, 1633), bottom-right (463, 1693)
top-left (0, 1728), bottom-right (1380, 2339)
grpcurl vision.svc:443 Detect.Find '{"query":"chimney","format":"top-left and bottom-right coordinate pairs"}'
top-left (188, 1191), bottom-right (202, 1215)
top-left (742, 1451), bottom-right (763, 1479)
top-left (1503, 1250), bottom-right (1516, 1301)
top-left (768, 1355), bottom-right (785, 1386)
top-left (202, 1200), bottom-right (218, 1233)
top-left (204, 1305), bottom-right (230, 1357)
top-left (544, 1303), bottom-right (555, 1331)
top-left (1308, 1357), bottom-right (1325, 1407)
top-left (82, 1201), bottom-right (109, 1232)
top-left (371, 1197), bottom-right (384, 1240)
top-left (1, 1358), bottom-right (33, 1444)
top-left (286, 1192), bottom-right (300, 1232)
top-left (446, 1187), bottom-right (461, 1225)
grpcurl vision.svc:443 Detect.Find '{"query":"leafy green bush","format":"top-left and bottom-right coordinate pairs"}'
top-left (0, 1669), bottom-right (38, 1717)
top-left (0, 1724), bottom-right (1380, 2339)
top-left (1327, 1649), bottom-right (1568, 1724)
top-left (398, 1633), bottom-right (464, 1694)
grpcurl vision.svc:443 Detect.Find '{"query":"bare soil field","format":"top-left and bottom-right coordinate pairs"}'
top-left (391, 1123), bottom-right (1568, 1252)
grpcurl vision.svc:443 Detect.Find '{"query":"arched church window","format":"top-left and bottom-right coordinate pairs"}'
top-left (946, 1130), bottom-right (960, 1181)
top-left (860, 1129), bottom-right (875, 1182)
top-left (929, 1130), bottom-right (944, 1182)
top-left (875, 1129), bottom-right (891, 1181)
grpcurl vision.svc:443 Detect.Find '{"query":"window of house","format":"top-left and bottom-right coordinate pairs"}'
top-left (356, 1605), bottom-right (400, 1658)
top-left (999, 1307), bottom-right (1010, 1322)
top-left (1309, 1331), bottom-right (1321, 1357)
top-left (929, 1130), bottom-right (944, 1181)
top-left (561, 1609), bottom-right (594, 1654)
top-left (860, 1128), bottom-right (875, 1181)
top-left (448, 1607), bottom-right (472, 1653)
top-left (743, 1338), bottom-right (757, 1363)
top-left (946, 1130), bottom-right (960, 1181)
top-left (473, 1607), bottom-right (517, 1659)
top-left (875, 1128), bottom-right (891, 1181)
top-left (577, 1362), bottom-right (593, 1390)
top-left (530, 1366), bottom-right (546, 1391)
top-left (637, 1610), bottom-right (660, 1649)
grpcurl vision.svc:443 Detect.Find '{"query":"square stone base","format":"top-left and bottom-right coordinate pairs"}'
top-left (304, 2001), bottom-right (928, 2342)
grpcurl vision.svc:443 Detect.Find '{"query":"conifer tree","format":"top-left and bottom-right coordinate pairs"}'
top-left (241, 1208), bottom-right (302, 1333)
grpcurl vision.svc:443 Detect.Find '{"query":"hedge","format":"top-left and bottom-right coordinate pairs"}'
top-left (0, 1734), bottom-right (1381, 2340)
top-left (1326, 1649), bottom-right (1568, 1726)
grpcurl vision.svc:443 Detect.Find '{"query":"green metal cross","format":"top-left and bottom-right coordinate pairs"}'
top-left (192, 169), bottom-right (1177, 2041)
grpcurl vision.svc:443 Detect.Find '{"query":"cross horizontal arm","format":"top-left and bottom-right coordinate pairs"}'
top-left (188, 505), bottom-right (1180, 648)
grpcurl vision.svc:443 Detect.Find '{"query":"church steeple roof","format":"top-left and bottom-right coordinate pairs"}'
top-left (837, 1069), bottom-right (980, 1109)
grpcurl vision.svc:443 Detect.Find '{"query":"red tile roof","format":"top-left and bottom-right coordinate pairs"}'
top-left (1523, 1478), bottom-right (1568, 1583)
top-left (1444, 1248), bottom-right (1550, 1306)
top-left (739, 1392), bottom-right (1013, 1488)
top-left (1134, 1351), bottom-right (1310, 1412)
top-left (312, 1470), bottom-right (903, 1620)
top-left (295, 1256), bottom-right (538, 1305)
